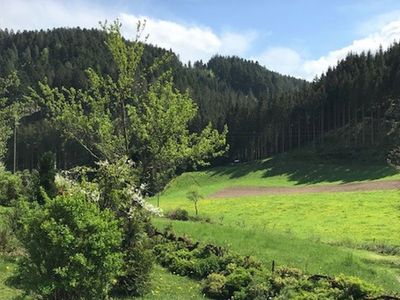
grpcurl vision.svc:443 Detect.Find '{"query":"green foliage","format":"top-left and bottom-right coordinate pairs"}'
top-left (203, 273), bottom-right (227, 299)
top-left (0, 72), bottom-right (20, 161)
top-left (0, 164), bottom-right (22, 206)
top-left (0, 227), bottom-right (18, 255)
top-left (15, 193), bottom-right (124, 299)
top-left (37, 151), bottom-right (57, 203)
top-left (19, 168), bottom-right (40, 202)
top-left (32, 21), bottom-right (227, 193)
top-left (69, 157), bottom-right (157, 296)
top-left (166, 208), bottom-right (190, 221)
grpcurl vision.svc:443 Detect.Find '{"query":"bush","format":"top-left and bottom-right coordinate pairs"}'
top-left (37, 151), bottom-right (57, 203)
top-left (15, 193), bottom-right (124, 299)
top-left (93, 158), bottom-right (156, 296)
top-left (203, 273), bottom-right (228, 299)
top-left (19, 169), bottom-right (40, 202)
top-left (166, 208), bottom-right (189, 221)
top-left (225, 267), bottom-right (253, 295)
top-left (0, 164), bottom-right (22, 206)
top-left (334, 275), bottom-right (382, 299)
top-left (0, 227), bottom-right (18, 255)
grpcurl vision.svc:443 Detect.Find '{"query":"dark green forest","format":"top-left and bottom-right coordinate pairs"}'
top-left (1, 27), bottom-right (400, 170)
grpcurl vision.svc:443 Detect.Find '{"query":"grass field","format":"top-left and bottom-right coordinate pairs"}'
top-left (157, 190), bottom-right (400, 247)
top-left (153, 155), bottom-right (400, 293)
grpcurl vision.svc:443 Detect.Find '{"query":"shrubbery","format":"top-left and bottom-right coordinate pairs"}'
top-left (166, 208), bottom-right (212, 223)
top-left (152, 228), bottom-right (384, 300)
top-left (166, 208), bottom-right (190, 221)
top-left (15, 192), bottom-right (124, 299)
top-left (0, 164), bottom-right (22, 206)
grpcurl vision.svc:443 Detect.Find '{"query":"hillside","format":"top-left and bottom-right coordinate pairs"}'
top-left (0, 28), bottom-right (305, 170)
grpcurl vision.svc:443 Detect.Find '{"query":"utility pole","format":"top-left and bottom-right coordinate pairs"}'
top-left (13, 115), bottom-right (17, 173)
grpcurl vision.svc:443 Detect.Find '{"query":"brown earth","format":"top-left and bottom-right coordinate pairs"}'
top-left (210, 180), bottom-right (400, 198)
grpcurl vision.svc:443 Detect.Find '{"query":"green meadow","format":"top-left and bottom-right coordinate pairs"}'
top-left (152, 156), bottom-right (400, 293)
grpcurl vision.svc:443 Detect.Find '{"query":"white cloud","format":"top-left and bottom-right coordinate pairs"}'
top-left (256, 20), bottom-right (400, 80)
top-left (255, 47), bottom-right (303, 77)
top-left (0, 0), bottom-right (111, 30)
top-left (356, 10), bottom-right (400, 35)
top-left (0, 0), bottom-right (256, 64)
top-left (120, 13), bottom-right (256, 63)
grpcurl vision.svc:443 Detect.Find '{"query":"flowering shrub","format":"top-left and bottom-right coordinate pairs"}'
top-left (54, 157), bottom-right (161, 295)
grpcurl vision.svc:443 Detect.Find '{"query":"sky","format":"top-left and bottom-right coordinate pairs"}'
top-left (1, 0), bottom-right (400, 80)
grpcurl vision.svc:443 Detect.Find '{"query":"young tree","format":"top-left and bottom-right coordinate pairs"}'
top-left (186, 185), bottom-right (203, 216)
top-left (32, 21), bottom-right (227, 193)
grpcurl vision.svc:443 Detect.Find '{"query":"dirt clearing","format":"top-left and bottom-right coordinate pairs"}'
top-left (210, 180), bottom-right (400, 198)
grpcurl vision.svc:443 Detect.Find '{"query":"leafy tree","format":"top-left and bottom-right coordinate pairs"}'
top-left (32, 21), bottom-right (227, 192)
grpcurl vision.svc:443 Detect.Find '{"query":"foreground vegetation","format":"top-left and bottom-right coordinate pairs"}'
top-left (0, 257), bottom-right (205, 300)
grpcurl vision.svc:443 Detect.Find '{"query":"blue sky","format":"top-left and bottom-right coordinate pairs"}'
top-left (2, 0), bottom-right (400, 80)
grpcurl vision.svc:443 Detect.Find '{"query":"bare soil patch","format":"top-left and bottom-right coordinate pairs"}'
top-left (210, 180), bottom-right (400, 198)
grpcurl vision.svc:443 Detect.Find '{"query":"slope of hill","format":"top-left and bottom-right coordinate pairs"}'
top-left (0, 27), bottom-right (306, 170)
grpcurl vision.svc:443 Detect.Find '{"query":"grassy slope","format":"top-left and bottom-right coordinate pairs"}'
top-left (153, 155), bottom-right (400, 292)
top-left (162, 153), bottom-right (400, 200)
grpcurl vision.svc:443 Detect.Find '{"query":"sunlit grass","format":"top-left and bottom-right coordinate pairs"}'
top-left (157, 190), bottom-right (400, 246)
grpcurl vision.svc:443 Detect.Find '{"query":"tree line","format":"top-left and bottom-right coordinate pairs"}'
top-left (1, 27), bottom-right (400, 170)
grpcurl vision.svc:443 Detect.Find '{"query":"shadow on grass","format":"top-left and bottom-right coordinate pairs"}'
top-left (207, 153), bottom-right (399, 185)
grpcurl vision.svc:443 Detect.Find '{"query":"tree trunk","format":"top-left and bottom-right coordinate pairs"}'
top-left (370, 109), bottom-right (374, 145)
top-left (362, 104), bottom-right (365, 145)
top-left (298, 117), bottom-right (301, 148)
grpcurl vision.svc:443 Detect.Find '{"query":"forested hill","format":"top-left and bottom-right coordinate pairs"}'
top-left (0, 27), bottom-right (306, 169)
top-left (1, 27), bottom-right (400, 170)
